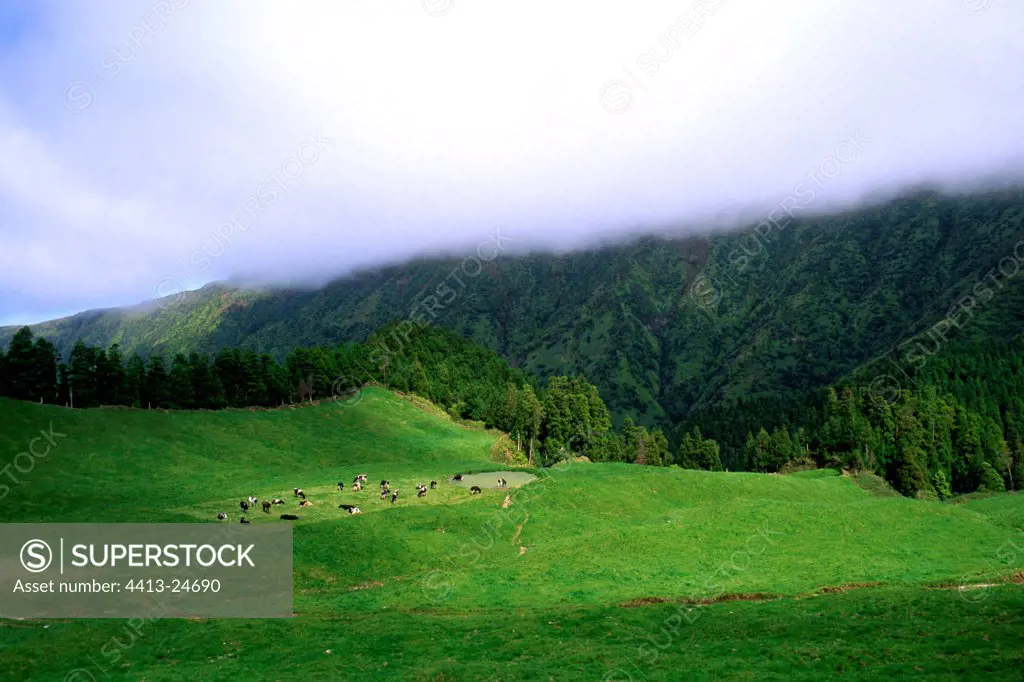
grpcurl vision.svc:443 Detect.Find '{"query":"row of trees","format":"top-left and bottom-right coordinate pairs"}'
top-left (0, 324), bottom-right (697, 469)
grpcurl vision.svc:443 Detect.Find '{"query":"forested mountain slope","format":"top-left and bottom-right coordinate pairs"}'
top-left (4, 188), bottom-right (1024, 427)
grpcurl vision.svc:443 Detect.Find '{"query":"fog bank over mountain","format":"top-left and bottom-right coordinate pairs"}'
top-left (1, 0), bottom-right (1022, 324)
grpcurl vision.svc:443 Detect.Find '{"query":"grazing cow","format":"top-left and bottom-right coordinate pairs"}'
top-left (248, 495), bottom-right (258, 506)
top-left (352, 481), bottom-right (363, 492)
top-left (262, 500), bottom-right (272, 513)
top-left (380, 489), bottom-right (389, 501)
top-left (390, 491), bottom-right (398, 504)
top-left (453, 474), bottom-right (463, 481)
top-left (299, 500), bottom-right (314, 508)
top-left (240, 517), bottom-right (250, 524)
top-left (280, 514), bottom-right (299, 520)
top-left (240, 500), bottom-right (250, 512)
top-left (357, 474), bottom-right (368, 482)
top-left (417, 488), bottom-right (427, 499)
top-left (469, 486), bottom-right (482, 495)
top-left (337, 482), bottom-right (345, 491)
top-left (294, 488), bottom-right (306, 499)
top-left (272, 498), bottom-right (285, 505)
top-left (217, 512), bottom-right (227, 520)
top-left (430, 480), bottom-right (438, 489)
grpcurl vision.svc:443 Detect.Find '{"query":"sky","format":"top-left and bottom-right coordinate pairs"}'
top-left (1, 0), bottom-right (1022, 326)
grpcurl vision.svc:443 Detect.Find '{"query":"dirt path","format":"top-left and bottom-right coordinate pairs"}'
top-left (512, 512), bottom-right (529, 556)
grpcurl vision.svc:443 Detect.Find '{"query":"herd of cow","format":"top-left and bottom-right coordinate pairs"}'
top-left (219, 472), bottom-right (501, 523)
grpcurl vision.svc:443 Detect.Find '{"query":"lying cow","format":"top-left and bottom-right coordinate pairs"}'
top-left (280, 514), bottom-right (299, 521)
top-left (349, 507), bottom-right (362, 515)
top-left (272, 498), bottom-right (285, 505)
top-left (338, 503), bottom-right (356, 511)
top-left (239, 517), bottom-right (250, 524)
top-left (217, 512), bottom-right (227, 520)
top-left (299, 500), bottom-right (314, 508)
top-left (453, 474), bottom-right (463, 481)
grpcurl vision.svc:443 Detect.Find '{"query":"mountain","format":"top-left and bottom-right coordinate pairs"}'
top-left (4, 188), bottom-right (1024, 427)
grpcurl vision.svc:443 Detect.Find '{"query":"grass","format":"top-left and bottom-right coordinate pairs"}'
top-left (1, 388), bottom-right (1023, 680)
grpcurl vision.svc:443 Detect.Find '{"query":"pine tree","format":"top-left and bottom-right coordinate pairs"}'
top-left (146, 356), bottom-right (169, 408)
top-left (3, 327), bottom-right (37, 401)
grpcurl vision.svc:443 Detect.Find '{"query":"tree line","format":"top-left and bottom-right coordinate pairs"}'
top-left (3, 323), bottom-right (1020, 496)
top-left (0, 323), bottom-right (711, 469)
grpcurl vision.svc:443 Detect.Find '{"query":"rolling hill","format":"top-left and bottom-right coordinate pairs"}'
top-left (1, 390), bottom-right (1022, 679)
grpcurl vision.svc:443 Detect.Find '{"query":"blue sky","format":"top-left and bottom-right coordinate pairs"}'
top-left (1, 0), bottom-right (1023, 327)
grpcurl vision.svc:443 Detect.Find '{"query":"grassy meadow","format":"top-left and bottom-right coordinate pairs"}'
top-left (1, 388), bottom-right (1022, 680)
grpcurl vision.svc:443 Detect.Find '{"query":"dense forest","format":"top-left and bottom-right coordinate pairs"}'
top-left (682, 338), bottom-right (1024, 496)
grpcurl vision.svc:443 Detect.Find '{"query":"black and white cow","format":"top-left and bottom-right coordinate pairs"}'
top-left (217, 512), bottom-right (227, 520)
top-left (390, 491), bottom-right (399, 504)
top-left (453, 474), bottom-right (463, 481)
top-left (352, 481), bottom-right (363, 492)
top-left (430, 480), bottom-right (438, 489)
top-left (272, 498), bottom-right (285, 505)
top-left (380, 489), bottom-right (389, 501)
top-left (356, 474), bottom-right (368, 482)
top-left (469, 486), bottom-right (482, 495)
top-left (240, 500), bottom-right (250, 512)
top-left (239, 517), bottom-right (250, 524)
top-left (337, 481), bottom-right (345, 491)
top-left (294, 488), bottom-right (306, 499)
top-left (338, 503), bottom-right (356, 511)
top-left (416, 484), bottom-right (427, 498)
top-left (348, 507), bottom-right (362, 515)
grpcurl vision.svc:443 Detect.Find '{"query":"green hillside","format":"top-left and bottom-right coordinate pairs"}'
top-left (4, 189), bottom-right (1024, 429)
top-left (1, 393), bottom-right (1022, 679)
